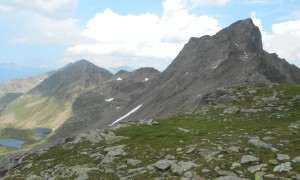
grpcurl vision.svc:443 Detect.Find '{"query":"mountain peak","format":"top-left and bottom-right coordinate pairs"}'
top-left (29, 60), bottom-right (113, 99)
top-left (165, 18), bottom-right (300, 85)
top-left (219, 18), bottom-right (263, 53)
top-left (73, 59), bottom-right (91, 65)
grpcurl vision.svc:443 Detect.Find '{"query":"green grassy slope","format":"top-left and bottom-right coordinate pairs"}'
top-left (0, 96), bottom-right (71, 129)
top-left (0, 96), bottom-right (72, 154)
top-left (4, 83), bottom-right (300, 179)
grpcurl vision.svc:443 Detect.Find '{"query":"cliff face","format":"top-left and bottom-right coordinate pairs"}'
top-left (90, 18), bottom-right (300, 128)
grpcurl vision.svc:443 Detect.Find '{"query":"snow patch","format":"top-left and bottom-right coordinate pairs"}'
top-left (116, 77), bottom-right (122, 81)
top-left (185, 72), bottom-right (189, 75)
top-left (109, 104), bottom-right (143, 126)
top-left (235, 43), bottom-right (239, 47)
top-left (38, 79), bottom-right (43, 82)
top-left (105, 98), bottom-right (114, 102)
top-left (213, 65), bottom-right (218, 70)
top-left (144, 78), bottom-right (149, 82)
top-left (116, 107), bottom-right (120, 109)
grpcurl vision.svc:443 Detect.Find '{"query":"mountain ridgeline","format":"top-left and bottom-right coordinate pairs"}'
top-left (28, 60), bottom-right (113, 100)
top-left (0, 18), bottom-right (300, 144)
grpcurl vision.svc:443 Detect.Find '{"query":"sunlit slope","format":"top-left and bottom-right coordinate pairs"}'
top-left (0, 95), bottom-right (71, 130)
top-left (0, 60), bottom-right (113, 132)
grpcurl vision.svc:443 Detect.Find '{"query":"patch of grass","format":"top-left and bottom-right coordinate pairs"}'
top-left (5, 83), bottom-right (300, 179)
top-left (0, 146), bottom-right (17, 156)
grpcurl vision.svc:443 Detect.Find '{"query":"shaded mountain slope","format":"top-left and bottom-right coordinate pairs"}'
top-left (29, 60), bottom-right (113, 100)
top-left (87, 18), bottom-right (300, 130)
top-left (0, 72), bottom-right (53, 99)
top-left (51, 67), bottom-right (160, 139)
top-left (0, 60), bottom-right (113, 133)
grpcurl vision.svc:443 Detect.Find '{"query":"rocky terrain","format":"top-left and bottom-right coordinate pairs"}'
top-left (47, 18), bottom-right (300, 143)
top-left (0, 18), bottom-right (300, 179)
top-left (1, 18), bottom-right (300, 144)
top-left (1, 83), bottom-right (299, 179)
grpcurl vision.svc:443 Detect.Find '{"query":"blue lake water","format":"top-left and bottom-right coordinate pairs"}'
top-left (0, 139), bottom-right (24, 149)
top-left (34, 128), bottom-right (52, 136)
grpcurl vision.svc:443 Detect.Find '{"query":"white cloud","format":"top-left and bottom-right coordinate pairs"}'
top-left (189, 0), bottom-right (231, 7)
top-left (27, 14), bottom-right (80, 44)
top-left (264, 20), bottom-right (300, 65)
top-left (66, 0), bottom-right (221, 70)
top-left (0, 0), bottom-right (78, 15)
top-left (251, 12), bottom-right (300, 66)
top-left (242, 0), bottom-right (278, 4)
top-left (0, 4), bottom-right (14, 12)
top-left (0, 0), bottom-right (80, 45)
top-left (8, 13), bottom-right (80, 45)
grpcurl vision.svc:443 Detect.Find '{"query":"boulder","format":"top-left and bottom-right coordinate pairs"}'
top-left (255, 172), bottom-right (265, 180)
top-left (227, 146), bottom-right (239, 153)
top-left (186, 147), bottom-right (197, 154)
top-left (100, 132), bottom-right (128, 144)
top-left (223, 106), bottom-right (240, 114)
top-left (178, 128), bottom-right (191, 133)
top-left (248, 138), bottom-right (277, 151)
top-left (126, 159), bottom-right (141, 166)
top-left (199, 149), bottom-right (220, 160)
top-left (155, 160), bottom-right (173, 171)
top-left (26, 175), bottom-right (42, 180)
top-left (85, 130), bottom-right (103, 144)
top-left (276, 154), bottom-right (290, 161)
top-left (215, 167), bottom-right (237, 177)
top-left (165, 155), bottom-right (175, 160)
top-left (170, 161), bottom-right (195, 175)
top-left (22, 163), bottom-right (33, 170)
top-left (75, 173), bottom-right (89, 180)
top-left (247, 164), bottom-right (267, 173)
top-left (101, 156), bottom-right (115, 164)
top-left (241, 155), bottom-right (259, 164)
top-left (231, 162), bottom-right (241, 170)
top-left (292, 156), bottom-right (300, 163)
top-left (215, 176), bottom-right (250, 180)
top-left (273, 162), bottom-right (292, 172)
top-left (104, 145), bottom-right (126, 157)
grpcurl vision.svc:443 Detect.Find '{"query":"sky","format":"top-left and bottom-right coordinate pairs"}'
top-left (0, 0), bottom-right (300, 71)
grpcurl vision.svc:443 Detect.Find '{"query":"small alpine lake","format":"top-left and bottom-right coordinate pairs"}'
top-left (0, 139), bottom-right (25, 149)
top-left (33, 128), bottom-right (52, 136)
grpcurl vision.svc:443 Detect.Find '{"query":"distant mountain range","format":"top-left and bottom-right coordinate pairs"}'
top-left (108, 66), bottom-right (135, 73)
top-left (0, 63), bottom-right (135, 83)
top-left (0, 18), bottom-right (300, 145)
top-left (0, 63), bottom-right (53, 83)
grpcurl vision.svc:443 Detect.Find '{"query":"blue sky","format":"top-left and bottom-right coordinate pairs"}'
top-left (0, 0), bottom-right (300, 71)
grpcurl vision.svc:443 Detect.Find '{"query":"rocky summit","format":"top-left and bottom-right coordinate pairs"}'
top-left (0, 18), bottom-right (300, 179)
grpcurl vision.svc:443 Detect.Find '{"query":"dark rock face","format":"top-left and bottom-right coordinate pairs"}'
top-left (51, 67), bottom-right (160, 139)
top-left (93, 18), bottom-right (300, 126)
top-left (4, 18), bottom-right (300, 142)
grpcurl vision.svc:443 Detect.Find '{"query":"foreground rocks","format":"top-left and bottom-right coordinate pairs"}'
top-left (1, 83), bottom-right (300, 179)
